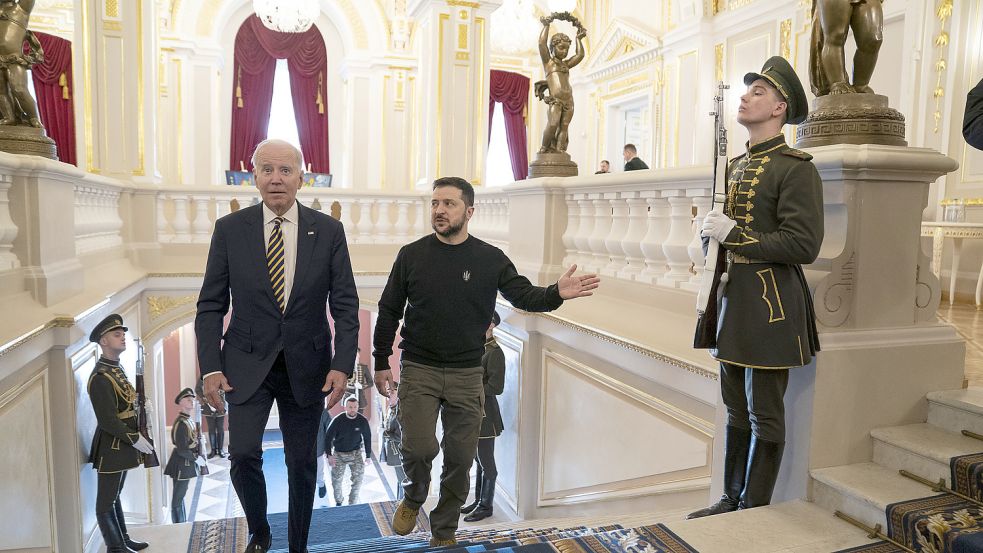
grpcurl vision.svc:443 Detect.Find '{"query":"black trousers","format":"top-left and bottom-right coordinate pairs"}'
top-left (205, 414), bottom-right (225, 452)
top-left (474, 437), bottom-right (497, 479)
top-left (171, 479), bottom-right (190, 523)
top-left (228, 353), bottom-right (323, 552)
top-left (96, 470), bottom-right (127, 513)
top-left (720, 362), bottom-right (789, 443)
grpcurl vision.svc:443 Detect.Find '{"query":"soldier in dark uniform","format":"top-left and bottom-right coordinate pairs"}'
top-left (460, 311), bottom-right (506, 522)
top-left (196, 378), bottom-right (226, 458)
top-left (689, 56), bottom-right (823, 518)
top-left (87, 314), bottom-right (154, 552)
top-left (164, 387), bottom-right (205, 522)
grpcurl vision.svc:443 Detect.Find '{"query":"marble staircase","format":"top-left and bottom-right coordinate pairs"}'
top-left (812, 387), bottom-right (983, 529)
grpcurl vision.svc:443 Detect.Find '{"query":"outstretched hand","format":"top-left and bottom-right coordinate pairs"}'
top-left (556, 264), bottom-right (600, 299)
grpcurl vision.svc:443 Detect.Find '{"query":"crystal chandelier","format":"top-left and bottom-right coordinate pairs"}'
top-left (253, 0), bottom-right (319, 33)
top-left (490, 0), bottom-right (541, 55)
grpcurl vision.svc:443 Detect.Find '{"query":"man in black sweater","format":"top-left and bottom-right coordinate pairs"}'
top-left (373, 177), bottom-right (600, 546)
top-left (317, 396), bottom-right (372, 506)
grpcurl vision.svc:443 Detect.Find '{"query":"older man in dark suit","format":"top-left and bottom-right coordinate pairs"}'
top-left (196, 139), bottom-right (359, 553)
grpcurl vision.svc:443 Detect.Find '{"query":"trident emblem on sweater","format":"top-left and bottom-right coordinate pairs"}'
top-left (463, 270), bottom-right (471, 282)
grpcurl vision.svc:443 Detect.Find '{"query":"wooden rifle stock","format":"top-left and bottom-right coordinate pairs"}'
top-left (195, 420), bottom-right (209, 476)
top-left (694, 81), bottom-right (730, 349)
top-left (135, 372), bottom-right (160, 468)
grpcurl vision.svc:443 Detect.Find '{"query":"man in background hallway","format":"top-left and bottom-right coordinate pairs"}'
top-left (623, 144), bottom-right (649, 171)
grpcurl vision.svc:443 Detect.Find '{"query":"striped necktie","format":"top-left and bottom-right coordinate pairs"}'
top-left (267, 216), bottom-right (285, 312)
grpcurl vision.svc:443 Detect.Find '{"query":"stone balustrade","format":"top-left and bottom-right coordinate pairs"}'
top-left (74, 181), bottom-right (124, 255)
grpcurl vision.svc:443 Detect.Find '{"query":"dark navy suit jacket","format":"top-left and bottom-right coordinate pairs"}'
top-left (195, 201), bottom-right (360, 408)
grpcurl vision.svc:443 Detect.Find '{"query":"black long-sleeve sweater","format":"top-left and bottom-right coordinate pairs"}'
top-left (318, 411), bottom-right (372, 457)
top-left (373, 234), bottom-right (563, 368)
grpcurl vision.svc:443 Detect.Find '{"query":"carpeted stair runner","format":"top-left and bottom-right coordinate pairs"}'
top-left (834, 451), bottom-right (983, 552)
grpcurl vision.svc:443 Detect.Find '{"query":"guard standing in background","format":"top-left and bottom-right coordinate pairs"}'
top-left (164, 387), bottom-right (205, 523)
top-left (87, 314), bottom-right (154, 552)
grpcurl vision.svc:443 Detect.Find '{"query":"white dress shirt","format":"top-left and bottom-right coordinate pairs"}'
top-left (263, 201), bottom-right (299, 311)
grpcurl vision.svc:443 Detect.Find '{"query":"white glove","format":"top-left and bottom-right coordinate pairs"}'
top-left (195, 457), bottom-right (207, 467)
top-left (701, 210), bottom-right (737, 243)
top-left (132, 436), bottom-right (154, 455)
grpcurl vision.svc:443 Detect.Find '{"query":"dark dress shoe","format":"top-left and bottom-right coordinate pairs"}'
top-left (208, 451), bottom-right (217, 459)
top-left (244, 533), bottom-right (272, 552)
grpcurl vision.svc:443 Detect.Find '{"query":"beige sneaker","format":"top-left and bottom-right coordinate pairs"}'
top-left (430, 536), bottom-right (458, 546)
top-left (391, 500), bottom-right (420, 535)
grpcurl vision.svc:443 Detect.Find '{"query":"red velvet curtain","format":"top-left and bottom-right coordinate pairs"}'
top-left (230, 16), bottom-right (329, 172)
top-left (489, 70), bottom-right (530, 181)
top-left (31, 32), bottom-right (76, 165)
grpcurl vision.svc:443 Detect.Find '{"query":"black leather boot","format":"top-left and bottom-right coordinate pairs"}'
top-left (115, 499), bottom-right (149, 549)
top-left (463, 475), bottom-right (496, 522)
top-left (97, 511), bottom-right (135, 553)
top-left (460, 466), bottom-right (483, 515)
top-left (738, 436), bottom-right (784, 509)
top-left (687, 425), bottom-right (752, 519)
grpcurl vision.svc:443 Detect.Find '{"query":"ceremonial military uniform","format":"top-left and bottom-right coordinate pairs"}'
top-left (196, 379), bottom-right (226, 458)
top-left (87, 314), bottom-right (150, 551)
top-left (462, 330), bottom-right (506, 522)
top-left (164, 388), bottom-right (202, 523)
top-left (691, 57), bottom-right (822, 519)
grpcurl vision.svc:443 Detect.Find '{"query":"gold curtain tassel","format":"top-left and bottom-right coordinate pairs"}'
top-left (59, 72), bottom-right (70, 99)
top-left (316, 71), bottom-right (325, 114)
top-left (236, 66), bottom-right (244, 108)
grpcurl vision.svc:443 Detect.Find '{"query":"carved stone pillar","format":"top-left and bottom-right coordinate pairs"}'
top-left (657, 193), bottom-right (693, 287)
top-left (618, 196), bottom-right (648, 281)
top-left (602, 194), bottom-right (630, 277)
top-left (638, 193), bottom-right (669, 284)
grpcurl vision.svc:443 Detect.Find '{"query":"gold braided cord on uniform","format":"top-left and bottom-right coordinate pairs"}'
top-left (88, 368), bottom-right (136, 405)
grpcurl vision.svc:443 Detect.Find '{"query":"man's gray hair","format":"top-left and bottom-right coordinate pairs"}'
top-left (250, 139), bottom-right (305, 172)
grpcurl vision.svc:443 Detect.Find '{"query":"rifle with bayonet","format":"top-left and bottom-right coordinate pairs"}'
top-left (134, 339), bottom-right (160, 468)
top-left (694, 82), bottom-right (730, 349)
top-left (194, 400), bottom-right (210, 476)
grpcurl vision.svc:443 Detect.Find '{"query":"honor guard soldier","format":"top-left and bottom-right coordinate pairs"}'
top-left (87, 314), bottom-right (155, 551)
top-left (196, 378), bottom-right (226, 458)
top-left (164, 387), bottom-right (205, 522)
top-left (690, 56), bottom-right (823, 518)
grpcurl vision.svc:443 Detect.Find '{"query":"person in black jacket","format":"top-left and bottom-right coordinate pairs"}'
top-left (965, 78), bottom-right (983, 150)
top-left (460, 311), bottom-right (506, 522)
top-left (318, 396), bottom-right (372, 506)
top-left (623, 144), bottom-right (649, 171)
top-left (163, 387), bottom-right (205, 523)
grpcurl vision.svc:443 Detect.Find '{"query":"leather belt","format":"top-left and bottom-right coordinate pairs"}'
top-left (727, 252), bottom-right (767, 264)
top-left (117, 409), bottom-right (136, 419)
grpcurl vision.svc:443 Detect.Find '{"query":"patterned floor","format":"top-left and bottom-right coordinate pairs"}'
top-left (177, 432), bottom-right (403, 523)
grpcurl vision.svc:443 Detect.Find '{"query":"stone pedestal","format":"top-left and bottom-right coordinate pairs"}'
top-left (528, 151), bottom-right (578, 178)
top-left (0, 126), bottom-right (57, 160)
top-left (794, 94), bottom-right (906, 148)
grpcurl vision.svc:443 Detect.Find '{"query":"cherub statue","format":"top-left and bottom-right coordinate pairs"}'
top-left (535, 12), bottom-right (586, 154)
top-left (809, 0), bottom-right (884, 96)
top-left (0, 0), bottom-right (42, 127)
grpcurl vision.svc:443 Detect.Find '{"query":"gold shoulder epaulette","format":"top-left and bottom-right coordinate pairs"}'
top-left (781, 148), bottom-right (813, 161)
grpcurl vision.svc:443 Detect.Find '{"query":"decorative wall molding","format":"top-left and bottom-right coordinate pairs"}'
top-left (146, 295), bottom-right (196, 320)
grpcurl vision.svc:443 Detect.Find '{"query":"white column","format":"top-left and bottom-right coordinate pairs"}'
top-left (170, 195), bottom-right (191, 243)
top-left (681, 195), bottom-right (712, 292)
top-left (393, 200), bottom-right (412, 239)
top-left (618, 196), bottom-right (648, 281)
top-left (356, 199), bottom-right (376, 243)
top-left (638, 193), bottom-right (670, 284)
top-left (375, 199), bottom-right (395, 242)
top-left (602, 194), bottom-right (630, 277)
top-left (190, 195), bottom-right (212, 243)
top-left (560, 195), bottom-right (580, 268)
top-left (586, 195), bottom-right (611, 273)
top-left (657, 192), bottom-right (692, 287)
top-left (156, 193), bottom-right (172, 242)
top-left (572, 195), bottom-right (594, 269)
top-left (0, 175), bottom-right (19, 270)
top-left (337, 198), bottom-right (355, 232)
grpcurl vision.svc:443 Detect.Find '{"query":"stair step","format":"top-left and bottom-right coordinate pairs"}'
top-left (871, 423), bottom-right (983, 486)
top-left (664, 500), bottom-right (878, 552)
top-left (810, 462), bottom-right (941, 529)
top-left (927, 388), bottom-right (983, 435)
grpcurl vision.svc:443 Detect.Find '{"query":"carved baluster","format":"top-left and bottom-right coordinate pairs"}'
top-left (561, 194), bottom-right (580, 268)
top-left (681, 195), bottom-right (712, 291)
top-left (190, 195), bottom-right (213, 243)
top-left (602, 193), bottom-right (630, 277)
top-left (572, 195), bottom-right (594, 269)
top-left (356, 198), bottom-right (375, 243)
top-left (375, 199), bottom-right (394, 242)
top-left (156, 192), bottom-right (172, 243)
top-left (171, 194), bottom-right (192, 243)
top-left (638, 193), bottom-right (670, 284)
top-left (658, 192), bottom-right (695, 287)
top-left (618, 194), bottom-right (648, 281)
top-left (587, 195), bottom-right (612, 273)
top-left (394, 200), bottom-right (412, 239)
